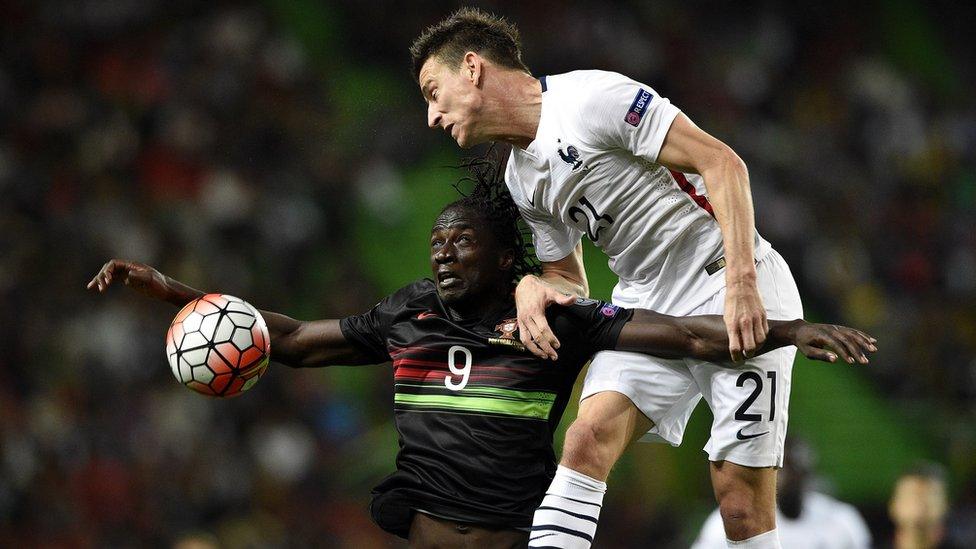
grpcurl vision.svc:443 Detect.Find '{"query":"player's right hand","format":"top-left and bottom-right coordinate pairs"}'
top-left (515, 275), bottom-right (577, 360)
top-left (86, 259), bottom-right (173, 302)
top-left (794, 323), bottom-right (878, 364)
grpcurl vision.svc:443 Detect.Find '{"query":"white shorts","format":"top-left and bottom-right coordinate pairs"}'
top-left (580, 249), bottom-right (803, 468)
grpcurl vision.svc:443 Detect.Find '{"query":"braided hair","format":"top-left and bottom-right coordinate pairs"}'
top-left (442, 147), bottom-right (541, 289)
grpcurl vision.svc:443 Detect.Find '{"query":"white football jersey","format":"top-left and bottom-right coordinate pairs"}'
top-left (506, 70), bottom-right (771, 314)
top-left (691, 492), bottom-right (872, 549)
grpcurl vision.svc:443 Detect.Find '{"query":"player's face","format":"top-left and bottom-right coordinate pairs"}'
top-left (430, 207), bottom-right (511, 305)
top-left (419, 56), bottom-right (485, 148)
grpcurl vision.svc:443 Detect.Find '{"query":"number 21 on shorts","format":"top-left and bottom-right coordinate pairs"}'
top-left (734, 371), bottom-right (776, 440)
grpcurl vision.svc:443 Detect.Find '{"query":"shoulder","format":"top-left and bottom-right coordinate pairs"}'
top-left (550, 70), bottom-right (642, 105)
top-left (805, 492), bottom-right (869, 531)
top-left (547, 69), bottom-right (634, 92)
top-left (546, 298), bottom-right (628, 333)
top-left (382, 279), bottom-right (438, 309)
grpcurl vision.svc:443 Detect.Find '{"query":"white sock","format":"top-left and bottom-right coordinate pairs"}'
top-left (726, 529), bottom-right (781, 548)
top-left (528, 465), bottom-right (606, 549)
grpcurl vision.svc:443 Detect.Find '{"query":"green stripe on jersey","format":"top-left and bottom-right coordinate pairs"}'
top-left (394, 392), bottom-right (555, 419)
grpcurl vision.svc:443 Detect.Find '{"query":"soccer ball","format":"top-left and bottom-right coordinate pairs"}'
top-left (165, 293), bottom-right (271, 397)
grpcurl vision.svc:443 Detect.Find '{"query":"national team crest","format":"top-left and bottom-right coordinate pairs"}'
top-left (557, 138), bottom-right (587, 171)
top-left (489, 317), bottom-right (527, 352)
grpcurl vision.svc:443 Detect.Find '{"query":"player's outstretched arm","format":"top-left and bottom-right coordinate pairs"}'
top-left (615, 310), bottom-right (877, 364)
top-left (86, 259), bottom-right (374, 368)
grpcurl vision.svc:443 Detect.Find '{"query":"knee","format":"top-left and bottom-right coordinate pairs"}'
top-left (560, 419), bottom-right (618, 477)
top-left (718, 492), bottom-right (754, 527)
top-left (717, 492), bottom-right (770, 540)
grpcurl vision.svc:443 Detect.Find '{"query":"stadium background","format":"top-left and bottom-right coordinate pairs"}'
top-left (1, 0), bottom-right (974, 546)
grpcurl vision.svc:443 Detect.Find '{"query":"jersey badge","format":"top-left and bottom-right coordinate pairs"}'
top-left (489, 317), bottom-right (527, 352)
top-left (557, 139), bottom-right (584, 171)
top-left (625, 88), bottom-right (653, 127)
top-left (600, 304), bottom-right (621, 317)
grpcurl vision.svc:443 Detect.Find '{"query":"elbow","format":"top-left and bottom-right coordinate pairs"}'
top-left (701, 145), bottom-right (747, 181)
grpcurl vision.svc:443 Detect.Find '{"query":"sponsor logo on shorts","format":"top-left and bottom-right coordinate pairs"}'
top-left (735, 427), bottom-right (770, 440)
top-left (625, 88), bottom-right (653, 127)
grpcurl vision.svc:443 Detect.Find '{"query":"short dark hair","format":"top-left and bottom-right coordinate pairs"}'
top-left (410, 7), bottom-right (531, 82)
top-left (901, 461), bottom-right (948, 485)
top-left (442, 148), bottom-right (541, 290)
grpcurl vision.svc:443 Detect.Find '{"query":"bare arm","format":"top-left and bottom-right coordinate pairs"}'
top-left (87, 259), bottom-right (375, 368)
top-left (615, 310), bottom-right (878, 364)
top-left (515, 242), bottom-right (587, 360)
top-left (657, 113), bottom-right (767, 362)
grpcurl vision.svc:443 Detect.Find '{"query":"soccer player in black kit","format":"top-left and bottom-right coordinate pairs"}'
top-left (88, 164), bottom-right (877, 548)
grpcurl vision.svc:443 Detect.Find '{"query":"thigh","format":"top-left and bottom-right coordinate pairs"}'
top-left (408, 512), bottom-right (528, 549)
top-left (582, 350), bottom-right (701, 446)
top-left (694, 249), bottom-right (802, 467)
top-left (577, 390), bottom-right (655, 445)
top-left (694, 346), bottom-right (795, 467)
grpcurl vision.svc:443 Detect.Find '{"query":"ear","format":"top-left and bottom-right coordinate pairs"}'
top-left (463, 51), bottom-right (483, 85)
top-left (498, 248), bottom-right (515, 271)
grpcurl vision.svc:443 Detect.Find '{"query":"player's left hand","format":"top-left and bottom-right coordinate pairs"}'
top-left (725, 282), bottom-right (768, 362)
top-left (795, 323), bottom-right (878, 364)
top-left (515, 275), bottom-right (577, 360)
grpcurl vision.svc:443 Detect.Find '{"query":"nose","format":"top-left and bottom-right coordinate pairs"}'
top-left (428, 103), bottom-right (441, 129)
top-left (434, 243), bottom-right (455, 264)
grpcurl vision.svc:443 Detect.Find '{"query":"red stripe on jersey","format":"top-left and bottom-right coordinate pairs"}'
top-left (669, 169), bottom-right (715, 218)
top-left (393, 368), bottom-right (514, 384)
top-left (394, 357), bottom-right (537, 376)
top-left (389, 345), bottom-right (443, 357)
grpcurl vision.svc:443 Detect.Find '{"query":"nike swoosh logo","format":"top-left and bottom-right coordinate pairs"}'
top-left (736, 428), bottom-right (770, 440)
top-left (416, 312), bottom-right (438, 320)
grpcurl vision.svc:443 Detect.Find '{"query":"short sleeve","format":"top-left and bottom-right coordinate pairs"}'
top-left (339, 282), bottom-right (429, 363)
top-left (577, 71), bottom-right (681, 162)
top-left (505, 160), bottom-right (583, 262)
top-left (549, 298), bottom-right (634, 365)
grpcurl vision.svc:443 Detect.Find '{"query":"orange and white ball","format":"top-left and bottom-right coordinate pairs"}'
top-left (165, 294), bottom-right (270, 397)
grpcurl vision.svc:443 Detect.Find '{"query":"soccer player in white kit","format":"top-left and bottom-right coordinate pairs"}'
top-left (410, 8), bottom-right (873, 549)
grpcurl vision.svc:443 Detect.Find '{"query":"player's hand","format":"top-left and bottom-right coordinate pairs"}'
top-left (86, 259), bottom-right (175, 302)
top-left (725, 281), bottom-right (768, 362)
top-left (515, 275), bottom-right (577, 360)
top-left (794, 323), bottom-right (878, 364)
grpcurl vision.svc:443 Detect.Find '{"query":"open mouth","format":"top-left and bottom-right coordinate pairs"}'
top-left (437, 270), bottom-right (461, 288)
top-left (446, 123), bottom-right (456, 138)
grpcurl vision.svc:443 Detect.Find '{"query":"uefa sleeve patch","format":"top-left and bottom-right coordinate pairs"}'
top-left (600, 304), bottom-right (621, 317)
top-left (625, 88), bottom-right (654, 127)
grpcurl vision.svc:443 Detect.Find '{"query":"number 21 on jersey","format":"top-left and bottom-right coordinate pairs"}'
top-left (445, 345), bottom-right (472, 391)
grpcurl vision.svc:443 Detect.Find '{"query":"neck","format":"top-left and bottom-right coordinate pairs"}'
top-left (479, 70), bottom-right (543, 149)
top-left (444, 287), bottom-right (513, 322)
top-left (894, 525), bottom-right (942, 549)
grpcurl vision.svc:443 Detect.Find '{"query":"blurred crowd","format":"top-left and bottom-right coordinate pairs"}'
top-left (1, 1), bottom-right (973, 547)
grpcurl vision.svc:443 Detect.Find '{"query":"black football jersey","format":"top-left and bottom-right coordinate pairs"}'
top-left (339, 279), bottom-right (632, 537)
